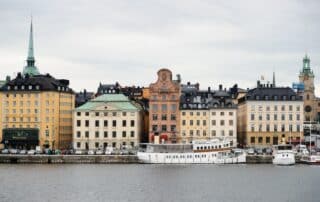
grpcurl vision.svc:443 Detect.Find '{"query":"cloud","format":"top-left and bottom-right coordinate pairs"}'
top-left (0, 0), bottom-right (319, 95)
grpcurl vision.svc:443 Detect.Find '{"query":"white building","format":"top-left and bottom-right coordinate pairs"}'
top-left (73, 94), bottom-right (142, 150)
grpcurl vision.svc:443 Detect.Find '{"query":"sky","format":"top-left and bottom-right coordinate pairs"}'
top-left (0, 0), bottom-right (319, 94)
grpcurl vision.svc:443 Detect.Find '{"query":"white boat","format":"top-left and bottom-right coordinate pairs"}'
top-left (272, 145), bottom-right (295, 166)
top-left (137, 139), bottom-right (246, 164)
top-left (300, 154), bottom-right (320, 165)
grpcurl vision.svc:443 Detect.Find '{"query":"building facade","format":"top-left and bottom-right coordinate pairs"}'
top-left (73, 94), bottom-right (142, 150)
top-left (237, 83), bottom-right (304, 147)
top-left (180, 83), bottom-right (237, 145)
top-left (298, 55), bottom-right (320, 122)
top-left (0, 21), bottom-right (74, 150)
top-left (149, 69), bottom-right (181, 143)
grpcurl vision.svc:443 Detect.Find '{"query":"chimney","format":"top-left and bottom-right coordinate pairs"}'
top-left (84, 89), bottom-right (87, 96)
top-left (257, 80), bottom-right (260, 88)
top-left (187, 81), bottom-right (190, 85)
top-left (176, 74), bottom-right (181, 83)
top-left (219, 84), bottom-right (223, 91)
top-left (195, 83), bottom-right (200, 90)
top-left (208, 87), bottom-right (211, 92)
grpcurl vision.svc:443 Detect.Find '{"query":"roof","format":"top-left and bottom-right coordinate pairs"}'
top-left (0, 73), bottom-right (73, 93)
top-left (240, 87), bottom-right (302, 102)
top-left (76, 94), bottom-right (141, 111)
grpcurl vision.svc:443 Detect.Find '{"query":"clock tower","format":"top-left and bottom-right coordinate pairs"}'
top-left (298, 54), bottom-right (317, 121)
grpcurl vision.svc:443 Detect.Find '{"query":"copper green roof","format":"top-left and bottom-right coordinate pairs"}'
top-left (76, 94), bottom-right (141, 111)
top-left (300, 54), bottom-right (314, 77)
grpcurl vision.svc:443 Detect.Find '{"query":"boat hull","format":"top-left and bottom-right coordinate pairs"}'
top-left (272, 152), bottom-right (295, 166)
top-left (137, 151), bottom-right (246, 164)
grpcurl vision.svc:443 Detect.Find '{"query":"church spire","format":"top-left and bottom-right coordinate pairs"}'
top-left (272, 71), bottom-right (276, 87)
top-left (23, 17), bottom-right (40, 76)
top-left (300, 54), bottom-right (314, 78)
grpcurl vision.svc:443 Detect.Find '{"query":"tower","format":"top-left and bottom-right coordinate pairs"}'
top-left (299, 54), bottom-right (316, 121)
top-left (22, 18), bottom-right (40, 76)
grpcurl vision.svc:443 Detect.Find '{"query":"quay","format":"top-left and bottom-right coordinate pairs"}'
top-left (0, 154), bottom-right (303, 164)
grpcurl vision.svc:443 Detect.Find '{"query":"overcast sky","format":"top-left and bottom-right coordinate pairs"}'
top-left (0, 0), bottom-right (319, 94)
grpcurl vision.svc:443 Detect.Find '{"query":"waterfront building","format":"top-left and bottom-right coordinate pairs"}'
top-left (0, 21), bottom-right (75, 150)
top-left (73, 94), bottom-right (142, 150)
top-left (297, 55), bottom-right (320, 122)
top-left (149, 69), bottom-right (181, 143)
top-left (180, 83), bottom-right (237, 145)
top-left (237, 81), bottom-right (304, 147)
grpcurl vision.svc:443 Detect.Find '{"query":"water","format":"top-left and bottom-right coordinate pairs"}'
top-left (0, 164), bottom-right (319, 202)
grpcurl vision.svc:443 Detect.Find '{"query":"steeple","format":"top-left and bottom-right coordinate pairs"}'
top-left (300, 54), bottom-right (314, 78)
top-left (23, 17), bottom-right (40, 76)
top-left (272, 71), bottom-right (276, 87)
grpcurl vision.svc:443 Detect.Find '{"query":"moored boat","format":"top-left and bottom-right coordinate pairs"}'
top-left (137, 139), bottom-right (246, 164)
top-left (300, 154), bottom-right (320, 165)
top-left (272, 144), bottom-right (295, 166)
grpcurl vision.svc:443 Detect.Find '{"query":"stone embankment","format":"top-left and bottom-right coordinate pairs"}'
top-left (0, 154), bottom-right (140, 164)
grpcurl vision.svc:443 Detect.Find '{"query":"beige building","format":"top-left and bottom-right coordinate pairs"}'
top-left (0, 21), bottom-right (74, 150)
top-left (73, 94), bottom-right (142, 150)
top-left (237, 84), bottom-right (304, 147)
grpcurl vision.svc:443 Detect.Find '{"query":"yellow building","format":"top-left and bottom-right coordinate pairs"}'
top-left (0, 20), bottom-right (74, 150)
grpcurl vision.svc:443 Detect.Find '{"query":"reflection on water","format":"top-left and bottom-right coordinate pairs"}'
top-left (0, 164), bottom-right (319, 202)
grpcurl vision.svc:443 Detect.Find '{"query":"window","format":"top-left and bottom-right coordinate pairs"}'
top-left (122, 112), bottom-right (127, 116)
top-left (281, 114), bottom-right (285, 121)
top-left (296, 114), bottom-right (300, 121)
top-left (297, 125), bottom-right (300, 132)
top-left (77, 142), bottom-right (81, 148)
top-left (85, 120), bottom-right (89, 127)
top-left (258, 114), bottom-right (262, 121)
top-left (152, 114), bottom-right (158, 120)
top-left (122, 120), bottom-right (127, 127)
top-left (112, 131), bottom-right (116, 138)
top-left (161, 104), bottom-right (167, 111)
top-left (251, 124), bottom-right (255, 132)
top-left (171, 114), bottom-right (176, 120)
top-left (221, 130), bottom-right (225, 136)
top-left (152, 125), bottom-right (158, 132)
top-left (77, 120), bottom-right (81, 127)
top-left (258, 137), bottom-right (263, 144)
top-left (122, 131), bottom-right (126, 138)
top-left (190, 120), bottom-right (193, 126)
top-left (212, 112), bottom-right (216, 116)
top-left (161, 125), bottom-right (167, 131)
top-left (95, 120), bottom-right (99, 127)
top-left (289, 114), bottom-right (293, 121)
top-left (130, 131), bottom-right (135, 138)
top-left (182, 112), bottom-right (186, 116)
top-left (211, 130), bottom-right (216, 136)
top-left (229, 112), bottom-right (233, 116)
top-left (161, 114), bottom-right (167, 121)
top-left (220, 112), bottom-right (224, 116)
top-left (112, 112), bottom-right (117, 116)
top-left (296, 106), bottom-right (300, 111)
top-left (266, 114), bottom-right (270, 121)
top-left (182, 120), bottom-right (186, 126)
top-left (281, 105), bottom-right (285, 111)
top-left (95, 142), bottom-right (99, 148)
top-left (251, 114), bottom-right (255, 120)
top-left (281, 124), bottom-right (285, 132)
top-left (250, 137), bottom-right (255, 144)
top-left (211, 120), bottom-right (216, 126)
top-left (220, 120), bottom-right (225, 126)
top-left (196, 120), bottom-right (200, 126)
top-left (266, 137), bottom-right (270, 144)
top-left (104, 120), bottom-right (108, 127)
top-left (266, 124), bottom-right (270, 132)
top-left (274, 106), bottom-right (278, 111)
top-left (85, 112), bottom-right (89, 116)
top-left (77, 112), bottom-right (81, 116)
top-left (171, 104), bottom-right (177, 111)
top-left (85, 131), bottom-right (89, 138)
top-left (274, 114), bottom-right (277, 121)
top-left (274, 124), bottom-right (278, 132)
top-left (77, 131), bottom-right (81, 138)
top-left (190, 112), bottom-right (194, 116)
top-left (95, 131), bottom-right (99, 138)
top-left (229, 130), bottom-right (233, 136)
top-left (196, 112), bottom-right (200, 116)
top-left (112, 120), bottom-right (116, 127)
top-left (171, 125), bottom-right (176, 132)
top-left (289, 105), bottom-right (293, 111)
top-left (104, 131), bottom-right (108, 138)
top-left (152, 104), bottom-right (158, 111)
top-left (229, 120), bottom-right (233, 126)
top-left (203, 120), bottom-right (206, 126)
top-left (130, 120), bottom-right (135, 127)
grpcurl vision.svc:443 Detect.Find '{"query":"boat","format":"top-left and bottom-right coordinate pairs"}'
top-left (137, 139), bottom-right (246, 164)
top-left (300, 154), bottom-right (320, 165)
top-left (272, 144), bottom-right (295, 166)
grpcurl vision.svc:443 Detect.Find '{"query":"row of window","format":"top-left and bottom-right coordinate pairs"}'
top-left (7, 85), bottom-right (69, 92)
top-left (76, 141), bottom-right (135, 149)
top-left (152, 114), bottom-right (176, 121)
top-left (75, 130), bottom-right (136, 138)
top-left (251, 105), bottom-right (300, 111)
top-left (76, 111), bottom-right (135, 117)
top-left (181, 130), bottom-right (234, 137)
top-left (4, 108), bottom-right (40, 114)
top-left (250, 124), bottom-right (301, 132)
top-left (181, 111), bottom-right (234, 116)
top-left (250, 136), bottom-right (301, 144)
top-left (76, 120), bottom-right (135, 127)
top-left (151, 125), bottom-right (176, 132)
top-left (151, 94), bottom-right (177, 101)
top-left (151, 104), bottom-right (177, 112)
top-left (250, 114), bottom-right (301, 121)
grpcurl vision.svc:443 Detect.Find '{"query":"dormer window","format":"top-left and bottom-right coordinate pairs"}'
top-left (36, 85), bottom-right (40, 90)
top-left (265, 95), bottom-right (269, 100)
top-left (21, 85), bottom-right (25, 90)
top-left (291, 96), bottom-right (296, 100)
top-left (274, 95), bottom-right (278, 100)
top-left (255, 95), bottom-right (260, 100)
top-left (283, 96), bottom-right (286, 100)
top-left (7, 86), bottom-right (11, 90)
top-left (57, 86), bottom-right (61, 91)
top-left (14, 86), bottom-right (18, 90)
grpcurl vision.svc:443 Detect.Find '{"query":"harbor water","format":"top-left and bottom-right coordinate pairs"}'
top-left (0, 164), bottom-right (319, 202)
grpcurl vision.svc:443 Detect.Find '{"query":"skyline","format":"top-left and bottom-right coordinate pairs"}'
top-left (0, 0), bottom-right (320, 93)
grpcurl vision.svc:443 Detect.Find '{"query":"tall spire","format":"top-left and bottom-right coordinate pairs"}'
top-left (23, 17), bottom-right (40, 76)
top-left (300, 54), bottom-right (314, 77)
top-left (272, 71), bottom-right (276, 87)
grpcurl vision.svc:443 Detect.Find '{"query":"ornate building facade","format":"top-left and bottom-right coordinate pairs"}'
top-left (149, 69), bottom-right (181, 143)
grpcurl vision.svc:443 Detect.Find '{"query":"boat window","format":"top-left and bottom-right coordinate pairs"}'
top-left (204, 146), bottom-right (207, 150)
